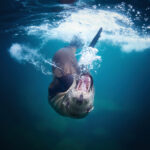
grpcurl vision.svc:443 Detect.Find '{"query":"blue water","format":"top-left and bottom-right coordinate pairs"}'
top-left (0, 0), bottom-right (150, 150)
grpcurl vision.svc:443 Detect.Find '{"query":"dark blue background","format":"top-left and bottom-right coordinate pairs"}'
top-left (0, 1), bottom-right (150, 150)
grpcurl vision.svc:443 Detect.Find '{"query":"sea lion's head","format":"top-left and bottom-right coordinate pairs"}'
top-left (64, 73), bottom-right (94, 118)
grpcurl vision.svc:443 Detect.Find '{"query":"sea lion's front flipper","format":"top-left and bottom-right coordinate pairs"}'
top-left (89, 27), bottom-right (103, 48)
top-left (49, 74), bottom-right (74, 99)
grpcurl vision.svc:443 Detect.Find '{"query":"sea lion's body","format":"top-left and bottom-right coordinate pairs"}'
top-left (48, 46), bottom-right (94, 118)
top-left (49, 46), bottom-right (80, 99)
top-left (48, 28), bottom-right (102, 118)
top-left (52, 46), bottom-right (80, 78)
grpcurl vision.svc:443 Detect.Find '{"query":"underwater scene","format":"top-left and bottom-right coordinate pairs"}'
top-left (0, 0), bottom-right (150, 149)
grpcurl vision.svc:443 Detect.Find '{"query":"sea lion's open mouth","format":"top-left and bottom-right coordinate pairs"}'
top-left (76, 75), bottom-right (91, 92)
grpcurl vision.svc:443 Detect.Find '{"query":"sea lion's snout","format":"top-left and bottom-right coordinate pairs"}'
top-left (76, 94), bottom-right (83, 105)
top-left (65, 74), bottom-right (94, 118)
top-left (49, 73), bottom-right (94, 118)
top-left (72, 74), bottom-right (94, 106)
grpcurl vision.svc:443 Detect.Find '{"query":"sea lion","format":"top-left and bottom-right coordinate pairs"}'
top-left (48, 37), bottom-right (94, 118)
top-left (48, 28), bottom-right (102, 118)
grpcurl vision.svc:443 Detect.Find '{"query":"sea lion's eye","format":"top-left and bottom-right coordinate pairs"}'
top-left (87, 105), bottom-right (93, 112)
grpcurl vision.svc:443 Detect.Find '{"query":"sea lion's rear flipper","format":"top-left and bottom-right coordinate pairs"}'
top-left (89, 27), bottom-right (103, 48)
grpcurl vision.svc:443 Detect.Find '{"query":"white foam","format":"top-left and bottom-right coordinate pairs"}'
top-left (9, 44), bottom-right (23, 61)
top-left (79, 47), bottom-right (102, 70)
top-left (26, 8), bottom-right (150, 52)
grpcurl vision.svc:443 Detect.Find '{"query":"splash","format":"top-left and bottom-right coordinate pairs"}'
top-left (9, 4), bottom-right (150, 75)
top-left (79, 47), bottom-right (102, 71)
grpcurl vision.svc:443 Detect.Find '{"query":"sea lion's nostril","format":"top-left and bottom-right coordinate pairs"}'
top-left (76, 94), bottom-right (83, 105)
top-left (80, 94), bottom-right (83, 99)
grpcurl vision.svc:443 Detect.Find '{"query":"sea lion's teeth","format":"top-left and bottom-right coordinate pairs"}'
top-left (77, 75), bottom-right (91, 92)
